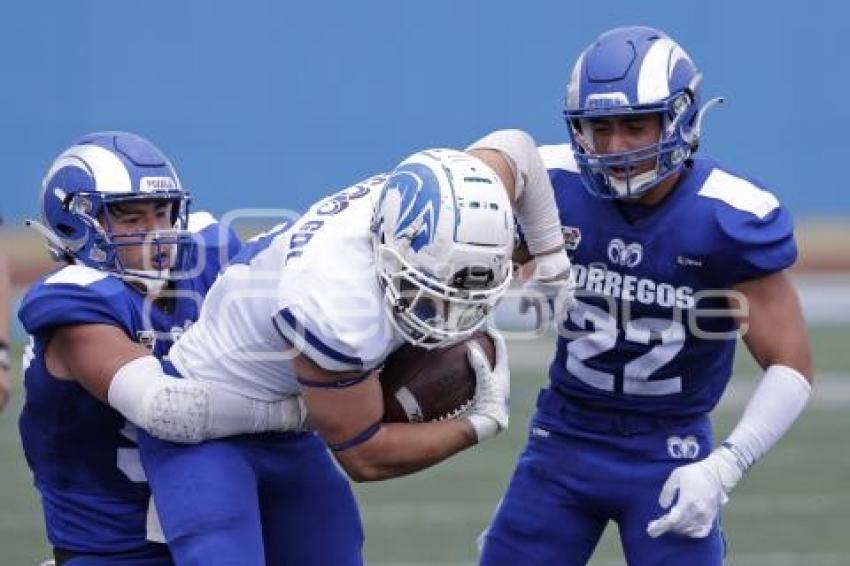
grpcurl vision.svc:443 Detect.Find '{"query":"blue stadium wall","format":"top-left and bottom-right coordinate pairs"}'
top-left (1, 0), bottom-right (847, 222)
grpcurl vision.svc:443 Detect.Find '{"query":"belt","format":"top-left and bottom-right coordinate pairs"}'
top-left (537, 386), bottom-right (707, 436)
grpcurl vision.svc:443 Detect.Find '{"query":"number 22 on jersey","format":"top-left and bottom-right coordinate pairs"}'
top-left (565, 300), bottom-right (685, 396)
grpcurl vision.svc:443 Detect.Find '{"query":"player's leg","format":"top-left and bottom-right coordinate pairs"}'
top-left (479, 429), bottom-right (607, 566)
top-left (138, 432), bottom-right (265, 566)
top-left (617, 419), bottom-right (725, 566)
top-left (258, 433), bottom-right (365, 566)
top-left (619, 516), bottom-right (726, 566)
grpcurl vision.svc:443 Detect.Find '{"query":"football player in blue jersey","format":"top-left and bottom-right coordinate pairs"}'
top-left (18, 131), bottom-right (306, 565)
top-left (477, 26), bottom-right (813, 565)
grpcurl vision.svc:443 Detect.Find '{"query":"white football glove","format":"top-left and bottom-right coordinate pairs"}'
top-left (647, 447), bottom-right (743, 538)
top-left (465, 329), bottom-right (510, 443)
top-left (518, 250), bottom-right (576, 330)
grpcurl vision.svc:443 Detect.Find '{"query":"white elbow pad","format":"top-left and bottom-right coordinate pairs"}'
top-left (108, 356), bottom-right (210, 443)
top-left (108, 356), bottom-right (308, 443)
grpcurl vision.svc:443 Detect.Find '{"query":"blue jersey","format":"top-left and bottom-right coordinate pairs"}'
top-left (540, 145), bottom-right (797, 417)
top-left (17, 213), bottom-right (240, 553)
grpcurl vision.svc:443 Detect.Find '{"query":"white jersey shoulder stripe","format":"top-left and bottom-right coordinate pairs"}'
top-left (187, 211), bottom-right (217, 233)
top-left (539, 144), bottom-right (579, 173)
top-left (45, 264), bottom-right (109, 287)
top-left (698, 168), bottom-right (780, 219)
top-left (272, 307), bottom-right (364, 373)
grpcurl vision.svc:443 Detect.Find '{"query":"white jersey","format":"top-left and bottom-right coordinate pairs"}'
top-left (169, 176), bottom-right (404, 400)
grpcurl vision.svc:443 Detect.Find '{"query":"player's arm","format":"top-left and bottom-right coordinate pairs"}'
top-left (0, 246), bottom-right (11, 411)
top-left (648, 271), bottom-right (812, 539)
top-left (709, 270), bottom-right (813, 476)
top-left (292, 333), bottom-right (509, 483)
top-left (467, 130), bottom-right (562, 255)
top-left (468, 131), bottom-right (575, 317)
top-left (735, 271), bottom-right (812, 377)
top-left (45, 323), bottom-right (305, 442)
top-left (468, 130), bottom-right (565, 254)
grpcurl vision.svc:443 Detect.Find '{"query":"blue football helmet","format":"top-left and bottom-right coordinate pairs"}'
top-left (563, 26), bottom-right (723, 199)
top-left (30, 131), bottom-right (193, 288)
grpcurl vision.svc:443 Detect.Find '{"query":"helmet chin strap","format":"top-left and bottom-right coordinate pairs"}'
top-left (606, 127), bottom-right (665, 199)
top-left (114, 239), bottom-right (178, 296)
top-left (608, 168), bottom-right (659, 199)
top-left (120, 270), bottom-right (171, 295)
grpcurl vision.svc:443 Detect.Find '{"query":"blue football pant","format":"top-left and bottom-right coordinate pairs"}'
top-left (480, 389), bottom-right (725, 566)
top-left (139, 431), bottom-right (363, 566)
top-left (54, 543), bottom-right (172, 565)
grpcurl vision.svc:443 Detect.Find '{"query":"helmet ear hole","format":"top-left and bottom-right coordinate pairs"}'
top-left (56, 223), bottom-right (76, 236)
top-left (452, 266), bottom-right (495, 290)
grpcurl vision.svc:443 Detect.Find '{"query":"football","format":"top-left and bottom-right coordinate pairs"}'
top-left (379, 332), bottom-right (496, 423)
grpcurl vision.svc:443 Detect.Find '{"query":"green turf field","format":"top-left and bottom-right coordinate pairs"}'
top-left (1, 326), bottom-right (847, 565)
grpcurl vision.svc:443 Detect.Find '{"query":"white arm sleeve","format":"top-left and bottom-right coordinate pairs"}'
top-left (467, 129), bottom-right (565, 256)
top-left (711, 364), bottom-right (812, 490)
top-left (107, 356), bottom-right (307, 443)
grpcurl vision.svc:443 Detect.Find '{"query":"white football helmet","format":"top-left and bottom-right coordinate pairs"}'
top-left (372, 149), bottom-right (515, 349)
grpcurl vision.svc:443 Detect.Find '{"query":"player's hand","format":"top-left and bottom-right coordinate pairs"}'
top-left (647, 448), bottom-right (743, 538)
top-left (465, 329), bottom-right (510, 443)
top-left (519, 250), bottom-right (576, 330)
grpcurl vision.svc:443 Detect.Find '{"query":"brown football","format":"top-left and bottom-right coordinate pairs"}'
top-left (379, 332), bottom-right (496, 423)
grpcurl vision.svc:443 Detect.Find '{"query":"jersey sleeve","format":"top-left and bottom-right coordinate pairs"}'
top-left (18, 265), bottom-right (134, 336)
top-left (271, 266), bottom-right (385, 373)
top-left (701, 169), bottom-right (798, 287)
top-left (269, 236), bottom-right (389, 373)
top-left (272, 305), bottom-right (367, 373)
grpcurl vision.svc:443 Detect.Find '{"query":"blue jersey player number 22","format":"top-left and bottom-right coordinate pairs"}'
top-left (479, 26), bottom-right (814, 566)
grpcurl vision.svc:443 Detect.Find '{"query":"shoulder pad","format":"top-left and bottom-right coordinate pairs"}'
top-left (187, 211), bottom-right (218, 233)
top-left (182, 212), bottom-right (242, 282)
top-left (19, 265), bottom-right (133, 335)
top-left (699, 167), bottom-right (797, 284)
top-left (539, 144), bottom-right (579, 173)
top-left (698, 168), bottom-right (780, 220)
top-left (272, 262), bottom-right (392, 373)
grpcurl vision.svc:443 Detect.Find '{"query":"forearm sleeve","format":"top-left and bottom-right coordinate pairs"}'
top-left (718, 364), bottom-right (811, 480)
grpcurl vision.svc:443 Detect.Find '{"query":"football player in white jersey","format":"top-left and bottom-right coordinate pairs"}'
top-left (114, 137), bottom-right (572, 565)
